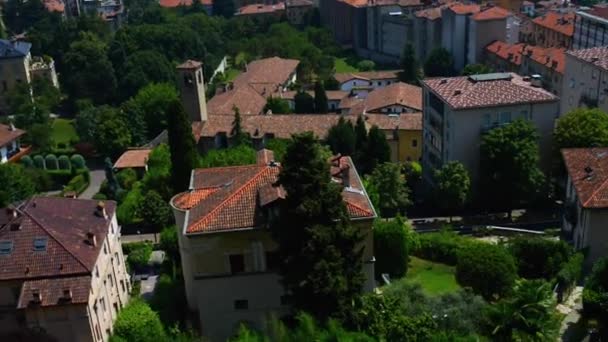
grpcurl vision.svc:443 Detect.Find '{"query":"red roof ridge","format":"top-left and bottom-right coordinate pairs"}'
top-left (583, 177), bottom-right (608, 207)
top-left (188, 166), bottom-right (272, 232)
top-left (22, 203), bottom-right (93, 273)
top-left (196, 164), bottom-right (265, 172)
top-left (345, 199), bottom-right (374, 217)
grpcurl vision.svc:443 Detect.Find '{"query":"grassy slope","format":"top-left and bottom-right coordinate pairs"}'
top-left (407, 256), bottom-right (461, 296)
top-left (51, 118), bottom-right (78, 145)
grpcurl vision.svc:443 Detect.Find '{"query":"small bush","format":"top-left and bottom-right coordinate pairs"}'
top-left (46, 169), bottom-right (73, 187)
top-left (70, 154), bottom-right (86, 169)
top-left (456, 243), bottom-right (517, 300)
top-left (374, 216), bottom-right (417, 279)
top-left (20, 155), bottom-right (33, 168)
top-left (508, 237), bottom-right (573, 280)
top-left (414, 230), bottom-right (477, 265)
top-left (557, 253), bottom-right (584, 294)
top-left (25, 168), bottom-right (53, 192)
top-left (57, 142), bottom-right (67, 149)
top-left (126, 242), bottom-right (153, 272)
top-left (112, 299), bottom-right (166, 342)
top-left (64, 174), bottom-right (88, 194)
top-left (45, 154), bottom-right (58, 170)
top-left (582, 257), bottom-right (608, 318)
top-left (117, 168), bottom-right (138, 190)
top-left (33, 155), bottom-right (46, 169)
top-left (58, 155), bottom-right (71, 170)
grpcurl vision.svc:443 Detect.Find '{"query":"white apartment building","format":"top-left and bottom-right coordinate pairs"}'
top-left (561, 46), bottom-right (608, 114)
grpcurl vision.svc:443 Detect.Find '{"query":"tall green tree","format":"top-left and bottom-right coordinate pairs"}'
top-left (0, 163), bottom-right (36, 207)
top-left (272, 133), bottom-right (364, 322)
top-left (373, 216), bottom-right (415, 278)
top-left (555, 107), bottom-right (608, 150)
top-left (121, 83), bottom-right (179, 141)
top-left (314, 81), bottom-right (329, 114)
top-left (117, 50), bottom-right (175, 101)
top-left (326, 117), bottom-right (356, 156)
top-left (582, 257), bottom-right (608, 322)
top-left (63, 32), bottom-right (117, 105)
top-left (111, 299), bottom-right (166, 342)
top-left (264, 97), bottom-right (291, 114)
top-left (366, 162), bottom-right (410, 217)
top-left (93, 106), bottom-right (132, 158)
top-left (167, 100), bottom-right (198, 193)
top-left (400, 43), bottom-right (420, 84)
top-left (434, 161), bottom-right (470, 219)
top-left (480, 119), bottom-right (545, 215)
top-left (138, 190), bottom-right (172, 233)
top-left (213, 0), bottom-right (235, 17)
top-left (485, 279), bottom-right (561, 341)
top-left (361, 125), bottom-right (390, 174)
top-left (294, 91), bottom-right (315, 114)
top-left (424, 47), bottom-right (454, 77)
top-left (231, 106), bottom-right (250, 146)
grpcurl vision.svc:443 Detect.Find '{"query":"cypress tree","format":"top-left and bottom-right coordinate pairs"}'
top-left (314, 81), bottom-right (328, 114)
top-left (400, 43), bottom-right (420, 85)
top-left (231, 106), bottom-right (250, 146)
top-left (294, 91), bottom-right (314, 113)
top-left (167, 99), bottom-right (198, 193)
top-left (272, 133), bottom-right (364, 322)
top-left (364, 125), bottom-right (391, 174)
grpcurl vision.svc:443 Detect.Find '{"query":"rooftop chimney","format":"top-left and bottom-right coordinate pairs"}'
top-left (86, 232), bottom-right (97, 247)
top-left (95, 202), bottom-right (107, 219)
top-left (453, 90), bottom-right (462, 96)
top-left (257, 149), bottom-right (275, 166)
top-left (584, 166), bottom-right (594, 180)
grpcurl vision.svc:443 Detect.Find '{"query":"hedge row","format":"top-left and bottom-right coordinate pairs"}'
top-left (413, 230), bottom-right (480, 265)
top-left (21, 154), bottom-right (86, 170)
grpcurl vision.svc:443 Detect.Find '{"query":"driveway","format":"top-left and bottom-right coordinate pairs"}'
top-left (80, 169), bottom-right (105, 200)
top-left (139, 275), bottom-right (159, 301)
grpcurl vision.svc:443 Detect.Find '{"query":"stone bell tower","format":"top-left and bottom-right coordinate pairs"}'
top-left (176, 60), bottom-right (208, 123)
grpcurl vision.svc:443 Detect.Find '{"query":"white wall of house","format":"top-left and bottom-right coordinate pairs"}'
top-left (561, 53), bottom-right (608, 115)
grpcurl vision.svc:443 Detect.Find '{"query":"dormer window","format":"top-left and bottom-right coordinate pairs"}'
top-left (0, 240), bottom-right (13, 255)
top-left (33, 237), bottom-right (47, 252)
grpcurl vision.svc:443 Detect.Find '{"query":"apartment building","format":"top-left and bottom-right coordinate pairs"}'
top-left (0, 197), bottom-right (130, 342)
top-left (285, 0), bottom-right (314, 26)
top-left (0, 40), bottom-right (59, 114)
top-left (421, 73), bottom-right (559, 188)
top-left (334, 70), bottom-right (400, 98)
top-left (560, 46), bottom-right (608, 114)
top-left (413, 5), bottom-right (444, 63)
top-left (562, 148), bottom-right (608, 266)
top-left (170, 150), bottom-right (376, 341)
top-left (573, 5), bottom-right (608, 49)
top-left (532, 11), bottom-right (575, 48)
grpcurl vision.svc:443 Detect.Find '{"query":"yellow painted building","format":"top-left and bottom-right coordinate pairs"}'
top-left (366, 113), bottom-right (422, 163)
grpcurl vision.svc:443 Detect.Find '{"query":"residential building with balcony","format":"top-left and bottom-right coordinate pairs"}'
top-left (573, 5), bottom-right (608, 49)
top-left (170, 150), bottom-right (376, 341)
top-left (0, 197), bottom-right (130, 342)
top-left (0, 123), bottom-right (28, 164)
top-left (560, 46), bottom-right (608, 114)
top-left (532, 11), bottom-right (574, 48)
top-left (421, 73), bottom-right (559, 189)
top-left (562, 148), bottom-right (608, 266)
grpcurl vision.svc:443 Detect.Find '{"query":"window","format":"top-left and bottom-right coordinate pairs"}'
top-left (108, 274), bottom-right (113, 287)
top-left (115, 252), bottom-right (120, 265)
top-left (265, 251), bottom-right (280, 271)
top-left (482, 113), bottom-right (491, 128)
top-left (120, 280), bottom-right (125, 292)
top-left (229, 254), bottom-right (245, 274)
top-left (412, 139), bottom-right (418, 147)
top-left (234, 299), bottom-right (249, 310)
top-left (569, 78), bottom-right (575, 88)
top-left (95, 266), bottom-right (99, 278)
top-left (100, 297), bottom-right (106, 312)
top-left (520, 110), bottom-right (528, 119)
top-left (197, 71), bottom-right (202, 83)
top-left (33, 237), bottom-right (47, 252)
top-left (0, 241), bottom-right (13, 255)
top-left (500, 112), bottom-right (511, 124)
top-left (103, 242), bottom-right (107, 254)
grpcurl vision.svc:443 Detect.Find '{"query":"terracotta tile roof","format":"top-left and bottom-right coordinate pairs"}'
top-left (486, 41), bottom-right (566, 74)
top-left (201, 114), bottom-right (350, 139)
top-left (584, 5), bottom-right (608, 20)
top-left (207, 86), bottom-right (267, 115)
top-left (286, 0), bottom-right (313, 7)
top-left (113, 149), bottom-right (151, 169)
top-left (173, 155), bottom-right (375, 234)
top-left (0, 123), bottom-right (25, 147)
top-left (365, 112), bottom-right (422, 131)
top-left (43, 0), bottom-right (65, 12)
top-left (447, 2), bottom-right (480, 15)
top-left (159, 0), bottom-right (211, 7)
top-left (281, 90), bottom-right (349, 101)
top-left (338, 96), bottom-right (365, 110)
top-left (567, 47), bottom-right (608, 72)
top-left (532, 11), bottom-right (574, 37)
top-left (364, 82), bottom-right (422, 112)
top-left (234, 57), bottom-right (299, 93)
top-left (471, 5), bottom-right (511, 21)
top-left (237, 2), bottom-right (285, 15)
top-left (0, 197), bottom-right (114, 281)
top-left (173, 188), bottom-right (220, 210)
top-left (17, 275), bottom-right (91, 309)
top-left (177, 60), bottom-right (203, 69)
top-left (334, 70), bottom-right (400, 84)
top-left (415, 5), bottom-right (446, 20)
top-left (562, 148), bottom-right (608, 208)
top-left (422, 73), bottom-right (558, 110)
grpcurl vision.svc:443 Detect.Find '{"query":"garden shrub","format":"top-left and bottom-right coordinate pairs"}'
top-left (33, 155), bottom-right (46, 169)
top-left (92, 193), bottom-right (107, 200)
top-left (70, 154), bottom-right (86, 169)
top-left (557, 253), bottom-right (584, 294)
top-left (125, 242), bottom-right (153, 272)
top-left (117, 183), bottom-right (144, 224)
top-left (117, 168), bottom-right (138, 190)
top-left (58, 155), bottom-right (71, 170)
top-left (57, 142), bottom-right (67, 149)
top-left (25, 168), bottom-right (52, 192)
top-left (64, 174), bottom-right (88, 194)
top-left (20, 155), bottom-right (33, 168)
top-left (45, 154), bottom-right (58, 170)
top-left (112, 299), bottom-right (166, 342)
top-left (46, 169), bottom-right (73, 188)
top-left (374, 216), bottom-right (417, 279)
top-left (508, 236), bottom-right (573, 280)
top-left (456, 243), bottom-right (517, 300)
top-left (583, 257), bottom-right (608, 318)
top-left (414, 230), bottom-right (478, 265)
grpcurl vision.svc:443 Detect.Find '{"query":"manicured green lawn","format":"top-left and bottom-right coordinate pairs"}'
top-left (51, 118), bottom-right (78, 145)
top-left (334, 57), bottom-right (360, 73)
top-left (406, 256), bottom-right (461, 296)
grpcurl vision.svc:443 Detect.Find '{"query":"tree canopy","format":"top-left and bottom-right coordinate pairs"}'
top-left (461, 64), bottom-right (493, 76)
top-left (111, 299), bottom-right (166, 342)
top-left (294, 91), bottom-right (315, 114)
top-left (366, 162), bottom-right (410, 217)
top-left (400, 43), bottom-right (420, 84)
top-left (424, 47), bottom-right (454, 77)
top-left (326, 117), bottom-right (356, 156)
top-left (0, 163), bottom-right (36, 207)
top-left (272, 133), bottom-right (364, 322)
top-left (167, 100), bottom-right (198, 193)
top-left (314, 81), bottom-right (329, 114)
top-left (264, 97), bottom-right (291, 114)
top-left (434, 161), bottom-right (470, 217)
top-left (555, 108), bottom-right (608, 150)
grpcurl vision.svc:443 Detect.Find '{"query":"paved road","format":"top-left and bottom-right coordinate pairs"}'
top-left (80, 169), bottom-right (105, 200)
top-left (121, 233), bottom-right (157, 244)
